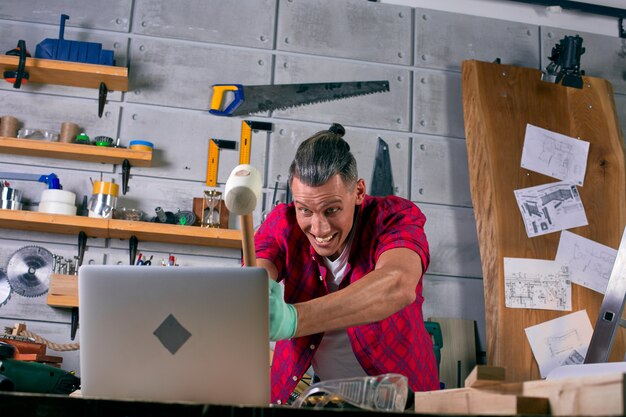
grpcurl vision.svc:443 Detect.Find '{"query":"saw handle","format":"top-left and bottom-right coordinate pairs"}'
top-left (209, 84), bottom-right (244, 116)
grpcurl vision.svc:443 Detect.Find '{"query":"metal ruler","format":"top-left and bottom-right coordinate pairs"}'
top-left (205, 139), bottom-right (237, 187)
top-left (239, 120), bottom-right (272, 165)
top-left (585, 225), bottom-right (626, 363)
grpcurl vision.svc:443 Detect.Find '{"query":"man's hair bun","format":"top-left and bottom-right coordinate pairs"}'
top-left (328, 123), bottom-right (345, 137)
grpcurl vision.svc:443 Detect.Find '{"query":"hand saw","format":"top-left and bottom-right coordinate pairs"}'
top-left (209, 80), bottom-right (390, 117)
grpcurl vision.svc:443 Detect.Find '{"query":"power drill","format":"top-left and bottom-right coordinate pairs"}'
top-left (0, 341), bottom-right (80, 394)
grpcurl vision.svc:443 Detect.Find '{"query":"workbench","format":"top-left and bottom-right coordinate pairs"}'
top-left (0, 392), bottom-right (404, 417)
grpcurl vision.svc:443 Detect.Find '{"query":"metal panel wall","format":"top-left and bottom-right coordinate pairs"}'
top-left (415, 8), bottom-right (540, 71)
top-left (276, 0), bottom-right (412, 65)
top-left (1, 0), bottom-right (623, 373)
top-left (133, 0), bottom-right (276, 49)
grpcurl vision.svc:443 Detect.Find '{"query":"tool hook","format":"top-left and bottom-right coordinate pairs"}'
top-left (98, 82), bottom-right (108, 118)
top-left (4, 40), bottom-right (29, 89)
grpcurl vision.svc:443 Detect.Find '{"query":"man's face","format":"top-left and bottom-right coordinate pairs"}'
top-left (291, 174), bottom-right (366, 261)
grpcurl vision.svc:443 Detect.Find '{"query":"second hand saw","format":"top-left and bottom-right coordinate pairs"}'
top-left (209, 80), bottom-right (389, 117)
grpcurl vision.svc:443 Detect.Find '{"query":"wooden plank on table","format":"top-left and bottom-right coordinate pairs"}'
top-left (413, 387), bottom-right (549, 415)
top-left (472, 372), bottom-right (626, 416)
top-left (429, 316), bottom-right (476, 389)
top-left (462, 60), bottom-right (626, 382)
top-left (465, 365), bottom-right (506, 388)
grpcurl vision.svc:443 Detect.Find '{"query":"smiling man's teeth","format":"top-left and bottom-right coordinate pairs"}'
top-left (315, 234), bottom-right (333, 243)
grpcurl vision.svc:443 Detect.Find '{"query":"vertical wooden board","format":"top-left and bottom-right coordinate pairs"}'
top-left (411, 134), bottom-right (472, 207)
top-left (118, 104), bottom-right (268, 183)
top-left (0, 92), bottom-right (121, 170)
top-left (541, 27), bottom-right (626, 95)
top-left (272, 55), bottom-right (411, 131)
top-left (276, 0), bottom-right (412, 66)
top-left (461, 60), bottom-right (626, 383)
top-left (422, 274), bottom-right (486, 353)
top-left (0, 0), bottom-right (132, 32)
top-left (126, 38), bottom-right (273, 110)
top-left (0, 318), bottom-right (80, 373)
top-left (613, 93), bottom-right (625, 141)
top-left (413, 69), bottom-right (465, 138)
top-left (266, 123), bottom-right (411, 199)
top-left (415, 9), bottom-right (539, 71)
top-left (133, 0), bottom-right (276, 49)
top-left (428, 317), bottom-right (477, 389)
top-left (419, 203), bottom-right (483, 279)
top-left (0, 22), bottom-right (127, 99)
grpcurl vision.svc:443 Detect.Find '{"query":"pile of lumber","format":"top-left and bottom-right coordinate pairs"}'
top-left (414, 365), bottom-right (624, 416)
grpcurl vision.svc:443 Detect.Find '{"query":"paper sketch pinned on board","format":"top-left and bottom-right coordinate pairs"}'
top-left (555, 230), bottom-right (617, 294)
top-left (514, 181), bottom-right (588, 238)
top-left (504, 257), bottom-right (571, 311)
top-left (525, 310), bottom-right (593, 378)
top-left (520, 124), bottom-right (590, 186)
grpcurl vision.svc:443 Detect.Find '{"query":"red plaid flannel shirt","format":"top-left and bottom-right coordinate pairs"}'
top-left (256, 195), bottom-right (439, 404)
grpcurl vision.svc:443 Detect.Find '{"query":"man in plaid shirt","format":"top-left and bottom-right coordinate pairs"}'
top-left (255, 123), bottom-right (439, 404)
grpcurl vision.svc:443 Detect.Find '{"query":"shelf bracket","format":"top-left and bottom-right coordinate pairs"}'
top-left (122, 159), bottom-right (131, 195)
top-left (98, 82), bottom-right (108, 118)
top-left (619, 17), bottom-right (625, 39)
top-left (71, 231), bottom-right (87, 341)
top-left (129, 235), bottom-right (138, 265)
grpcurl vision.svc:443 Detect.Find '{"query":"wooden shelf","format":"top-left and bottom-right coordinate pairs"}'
top-left (0, 55), bottom-right (128, 91)
top-left (0, 137), bottom-right (152, 166)
top-left (0, 209), bottom-right (242, 249)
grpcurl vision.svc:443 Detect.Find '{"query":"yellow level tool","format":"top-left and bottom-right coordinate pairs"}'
top-left (205, 139), bottom-right (237, 187)
top-left (239, 120), bottom-right (273, 165)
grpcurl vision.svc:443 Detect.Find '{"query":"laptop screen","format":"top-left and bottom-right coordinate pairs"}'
top-left (78, 265), bottom-right (270, 406)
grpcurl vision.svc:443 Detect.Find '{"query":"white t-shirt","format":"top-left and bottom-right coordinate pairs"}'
top-left (311, 236), bottom-right (367, 381)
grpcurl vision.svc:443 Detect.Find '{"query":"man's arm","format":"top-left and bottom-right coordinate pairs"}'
top-left (259, 247), bottom-right (423, 338)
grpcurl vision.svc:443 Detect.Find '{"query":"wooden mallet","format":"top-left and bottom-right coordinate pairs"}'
top-left (224, 164), bottom-right (262, 267)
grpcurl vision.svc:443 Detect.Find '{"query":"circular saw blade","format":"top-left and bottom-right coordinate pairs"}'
top-left (6, 246), bottom-right (53, 297)
top-left (0, 269), bottom-right (11, 306)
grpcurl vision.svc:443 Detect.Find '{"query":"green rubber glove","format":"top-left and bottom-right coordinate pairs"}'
top-left (269, 278), bottom-right (298, 341)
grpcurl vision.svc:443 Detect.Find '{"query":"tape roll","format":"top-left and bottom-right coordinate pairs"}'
top-left (40, 189), bottom-right (76, 205)
top-left (38, 201), bottom-right (76, 215)
top-left (224, 164), bottom-right (262, 215)
top-left (0, 115), bottom-right (18, 138)
top-left (59, 122), bottom-right (80, 143)
top-left (92, 181), bottom-right (119, 196)
top-left (129, 140), bottom-right (154, 149)
top-left (129, 144), bottom-right (153, 152)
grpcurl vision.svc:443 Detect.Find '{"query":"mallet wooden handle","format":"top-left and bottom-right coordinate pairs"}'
top-left (240, 213), bottom-right (256, 267)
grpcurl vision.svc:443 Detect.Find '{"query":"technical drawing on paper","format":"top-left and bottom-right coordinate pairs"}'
top-left (525, 310), bottom-right (593, 378)
top-left (514, 181), bottom-right (588, 238)
top-left (504, 257), bottom-right (571, 311)
top-left (520, 124), bottom-right (589, 186)
top-left (555, 230), bottom-right (618, 294)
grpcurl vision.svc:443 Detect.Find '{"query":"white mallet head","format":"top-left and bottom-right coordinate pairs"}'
top-left (224, 164), bottom-right (262, 215)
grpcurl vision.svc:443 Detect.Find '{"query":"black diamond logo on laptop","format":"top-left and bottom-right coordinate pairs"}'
top-left (153, 314), bottom-right (192, 355)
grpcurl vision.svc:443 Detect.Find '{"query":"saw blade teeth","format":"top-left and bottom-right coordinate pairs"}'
top-left (6, 245), bottom-right (53, 298)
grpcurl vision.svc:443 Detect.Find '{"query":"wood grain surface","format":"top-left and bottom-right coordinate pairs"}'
top-left (461, 60), bottom-right (626, 382)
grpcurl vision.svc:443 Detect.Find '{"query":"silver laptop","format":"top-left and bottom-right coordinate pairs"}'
top-left (78, 265), bottom-right (270, 406)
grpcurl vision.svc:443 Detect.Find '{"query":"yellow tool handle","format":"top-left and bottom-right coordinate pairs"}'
top-left (206, 139), bottom-right (219, 187)
top-left (209, 84), bottom-right (244, 116)
top-left (239, 121), bottom-right (252, 165)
